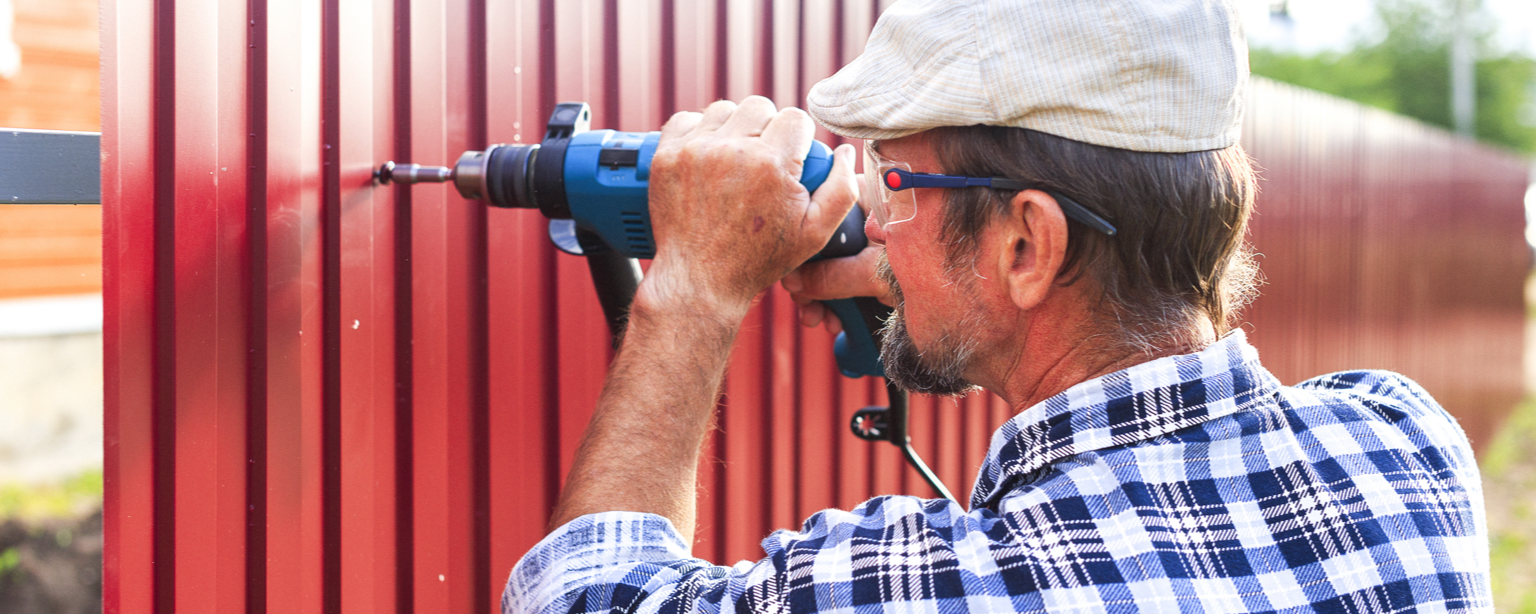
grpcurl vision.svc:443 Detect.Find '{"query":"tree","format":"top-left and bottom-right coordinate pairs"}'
top-left (1249, 0), bottom-right (1536, 153)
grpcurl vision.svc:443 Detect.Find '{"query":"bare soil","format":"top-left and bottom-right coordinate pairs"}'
top-left (0, 510), bottom-right (101, 614)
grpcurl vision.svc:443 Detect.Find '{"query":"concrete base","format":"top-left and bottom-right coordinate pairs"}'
top-left (0, 331), bottom-right (101, 485)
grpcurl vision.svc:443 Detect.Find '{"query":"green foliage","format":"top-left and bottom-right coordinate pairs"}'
top-left (1249, 49), bottom-right (1398, 111)
top-left (1475, 54), bottom-right (1536, 152)
top-left (0, 470), bottom-right (103, 521)
top-left (1249, 0), bottom-right (1536, 153)
top-left (1481, 393), bottom-right (1536, 474)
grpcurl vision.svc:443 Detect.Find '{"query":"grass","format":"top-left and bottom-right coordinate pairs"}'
top-left (0, 547), bottom-right (16, 578)
top-left (0, 470), bottom-right (103, 522)
top-left (1481, 395), bottom-right (1536, 613)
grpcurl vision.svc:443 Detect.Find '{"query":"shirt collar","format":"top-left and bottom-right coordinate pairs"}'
top-left (968, 330), bottom-right (1281, 509)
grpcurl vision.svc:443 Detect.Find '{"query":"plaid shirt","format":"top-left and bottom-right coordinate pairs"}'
top-left (506, 332), bottom-right (1491, 613)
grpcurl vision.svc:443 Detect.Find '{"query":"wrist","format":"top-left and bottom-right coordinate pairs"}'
top-left (632, 261), bottom-right (756, 327)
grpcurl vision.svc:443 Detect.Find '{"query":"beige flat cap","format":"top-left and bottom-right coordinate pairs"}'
top-left (807, 0), bottom-right (1249, 153)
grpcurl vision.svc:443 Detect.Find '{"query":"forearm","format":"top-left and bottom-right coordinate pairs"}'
top-left (546, 289), bottom-right (747, 540)
top-left (543, 97), bottom-right (855, 543)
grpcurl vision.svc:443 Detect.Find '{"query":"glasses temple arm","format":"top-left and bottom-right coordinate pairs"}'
top-left (888, 170), bottom-right (1118, 236)
top-left (989, 178), bottom-right (1116, 236)
top-left (1050, 192), bottom-right (1117, 236)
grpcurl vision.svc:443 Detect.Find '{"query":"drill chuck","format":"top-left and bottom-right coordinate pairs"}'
top-left (451, 144), bottom-right (540, 210)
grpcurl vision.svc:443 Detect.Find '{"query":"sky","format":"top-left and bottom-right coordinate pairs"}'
top-left (1236, 0), bottom-right (1536, 56)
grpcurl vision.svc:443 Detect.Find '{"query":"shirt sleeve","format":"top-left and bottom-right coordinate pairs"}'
top-left (1294, 369), bottom-right (1479, 468)
top-left (504, 496), bottom-right (993, 614)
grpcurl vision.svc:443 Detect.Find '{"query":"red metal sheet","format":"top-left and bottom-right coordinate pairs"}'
top-left (256, 1), bottom-right (325, 612)
top-left (768, 292), bottom-right (800, 533)
top-left (797, 321), bottom-right (840, 518)
top-left (836, 377), bottom-right (876, 510)
top-left (551, 0), bottom-right (615, 499)
top-left (331, 0), bottom-right (404, 611)
top-left (1240, 79), bottom-right (1528, 450)
top-left (406, 0), bottom-right (456, 608)
top-left (168, 0), bottom-right (252, 608)
top-left (722, 304), bottom-right (772, 561)
top-left (102, 2), bottom-right (1531, 613)
top-left (484, 0), bottom-right (559, 605)
top-left (100, 0), bottom-right (156, 610)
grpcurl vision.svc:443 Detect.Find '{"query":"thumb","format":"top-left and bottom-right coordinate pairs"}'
top-left (805, 144), bottom-right (859, 238)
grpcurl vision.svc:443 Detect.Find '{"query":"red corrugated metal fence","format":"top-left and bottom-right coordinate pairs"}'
top-left (101, 1), bottom-right (1531, 613)
top-left (1242, 78), bottom-right (1529, 451)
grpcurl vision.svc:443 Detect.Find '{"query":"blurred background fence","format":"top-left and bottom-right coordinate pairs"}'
top-left (1244, 76), bottom-right (1529, 451)
top-left (78, 0), bottom-right (1536, 613)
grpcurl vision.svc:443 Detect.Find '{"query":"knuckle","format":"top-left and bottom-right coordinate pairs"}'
top-left (744, 95), bottom-right (774, 109)
top-left (664, 111), bottom-right (700, 128)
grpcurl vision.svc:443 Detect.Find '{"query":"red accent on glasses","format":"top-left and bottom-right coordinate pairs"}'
top-left (883, 169), bottom-right (902, 190)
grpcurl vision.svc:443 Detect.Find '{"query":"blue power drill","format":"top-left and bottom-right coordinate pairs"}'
top-left (378, 102), bottom-right (887, 379)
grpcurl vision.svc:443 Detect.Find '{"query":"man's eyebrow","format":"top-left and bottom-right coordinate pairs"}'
top-left (867, 140), bottom-right (882, 155)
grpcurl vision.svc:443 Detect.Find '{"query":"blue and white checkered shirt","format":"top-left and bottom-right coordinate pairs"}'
top-left (505, 331), bottom-right (1491, 613)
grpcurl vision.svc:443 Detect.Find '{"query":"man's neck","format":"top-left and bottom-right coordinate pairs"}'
top-left (982, 304), bottom-right (1217, 413)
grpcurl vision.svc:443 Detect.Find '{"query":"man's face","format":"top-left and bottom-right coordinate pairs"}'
top-left (864, 133), bottom-right (987, 396)
top-left (875, 251), bottom-right (982, 396)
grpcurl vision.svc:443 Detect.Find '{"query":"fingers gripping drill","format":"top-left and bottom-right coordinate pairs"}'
top-left (379, 102), bottom-right (956, 502)
top-left (378, 102), bottom-right (888, 380)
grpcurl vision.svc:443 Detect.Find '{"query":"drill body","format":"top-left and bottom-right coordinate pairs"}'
top-left (558, 129), bottom-right (841, 260)
top-left (388, 102), bottom-right (884, 378)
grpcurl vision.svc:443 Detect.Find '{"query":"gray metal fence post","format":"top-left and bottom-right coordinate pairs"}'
top-left (0, 129), bottom-right (101, 204)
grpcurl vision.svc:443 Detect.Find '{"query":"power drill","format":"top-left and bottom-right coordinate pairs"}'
top-left (378, 102), bottom-right (887, 379)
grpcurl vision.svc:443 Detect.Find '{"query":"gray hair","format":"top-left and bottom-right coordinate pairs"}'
top-left (928, 126), bottom-right (1261, 356)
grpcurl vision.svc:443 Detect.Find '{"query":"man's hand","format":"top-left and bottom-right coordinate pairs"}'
top-left (639, 97), bottom-right (860, 318)
top-left (546, 97), bottom-right (859, 540)
top-left (778, 172), bottom-right (893, 335)
top-left (781, 245), bottom-right (892, 335)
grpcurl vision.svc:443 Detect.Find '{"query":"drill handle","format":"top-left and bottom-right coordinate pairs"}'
top-left (805, 203), bottom-right (887, 378)
top-left (581, 232), bottom-right (644, 343)
top-left (825, 298), bottom-right (889, 378)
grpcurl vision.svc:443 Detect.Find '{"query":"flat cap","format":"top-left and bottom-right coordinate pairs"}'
top-left (806, 0), bottom-right (1249, 153)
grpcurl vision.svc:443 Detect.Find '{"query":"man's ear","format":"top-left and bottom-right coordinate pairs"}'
top-left (994, 189), bottom-right (1069, 310)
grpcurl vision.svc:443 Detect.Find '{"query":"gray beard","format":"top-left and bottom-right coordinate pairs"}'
top-left (875, 252), bottom-right (982, 397)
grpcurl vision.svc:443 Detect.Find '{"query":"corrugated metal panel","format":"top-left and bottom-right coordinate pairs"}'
top-left (102, 3), bottom-right (1529, 613)
top-left (1241, 78), bottom-right (1530, 451)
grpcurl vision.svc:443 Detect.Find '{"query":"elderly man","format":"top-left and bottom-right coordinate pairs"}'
top-left (505, 0), bottom-right (1491, 612)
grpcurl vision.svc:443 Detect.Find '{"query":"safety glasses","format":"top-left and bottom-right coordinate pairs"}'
top-left (862, 142), bottom-right (1117, 236)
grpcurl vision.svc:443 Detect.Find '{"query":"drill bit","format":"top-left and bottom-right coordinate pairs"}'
top-left (375, 161), bottom-right (453, 185)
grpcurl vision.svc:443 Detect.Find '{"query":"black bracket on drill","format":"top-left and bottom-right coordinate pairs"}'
top-left (534, 103), bottom-right (642, 343)
top-left (851, 383), bottom-right (958, 504)
top-left (532, 103), bottom-right (590, 220)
